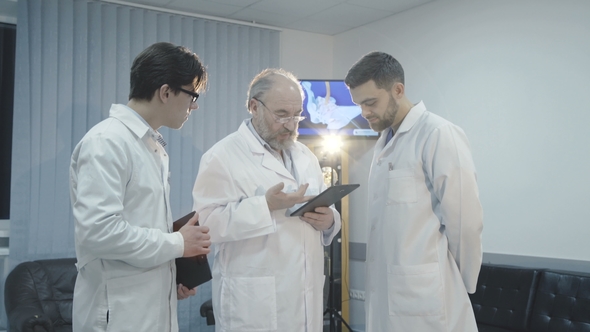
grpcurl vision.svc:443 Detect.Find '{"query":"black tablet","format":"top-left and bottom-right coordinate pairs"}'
top-left (290, 184), bottom-right (360, 217)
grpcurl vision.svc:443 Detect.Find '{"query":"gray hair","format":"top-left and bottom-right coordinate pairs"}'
top-left (246, 68), bottom-right (304, 111)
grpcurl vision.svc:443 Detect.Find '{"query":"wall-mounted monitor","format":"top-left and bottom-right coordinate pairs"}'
top-left (298, 79), bottom-right (379, 138)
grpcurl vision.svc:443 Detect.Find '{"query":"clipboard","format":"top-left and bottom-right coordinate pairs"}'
top-left (290, 184), bottom-right (360, 217)
top-left (173, 211), bottom-right (212, 289)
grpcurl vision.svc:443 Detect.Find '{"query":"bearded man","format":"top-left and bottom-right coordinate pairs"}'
top-left (192, 68), bottom-right (342, 332)
top-left (345, 51), bottom-right (483, 332)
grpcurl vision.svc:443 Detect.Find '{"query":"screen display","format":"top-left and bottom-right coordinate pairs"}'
top-left (298, 80), bottom-right (379, 138)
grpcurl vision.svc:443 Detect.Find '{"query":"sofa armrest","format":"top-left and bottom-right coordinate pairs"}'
top-left (4, 258), bottom-right (77, 331)
top-left (7, 306), bottom-right (53, 332)
top-left (200, 299), bottom-right (215, 325)
top-left (4, 262), bottom-right (54, 331)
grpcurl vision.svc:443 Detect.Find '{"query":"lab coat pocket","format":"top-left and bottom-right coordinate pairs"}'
top-left (387, 263), bottom-right (443, 316)
top-left (387, 168), bottom-right (417, 204)
top-left (222, 276), bottom-right (277, 331)
top-left (106, 268), bottom-right (163, 331)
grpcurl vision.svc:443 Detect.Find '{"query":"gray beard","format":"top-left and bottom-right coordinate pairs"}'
top-left (252, 116), bottom-right (298, 151)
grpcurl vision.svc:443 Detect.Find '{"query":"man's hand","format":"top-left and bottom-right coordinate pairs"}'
top-left (265, 182), bottom-right (314, 211)
top-left (300, 206), bottom-right (335, 231)
top-left (177, 283), bottom-right (197, 300)
top-left (178, 212), bottom-right (211, 257)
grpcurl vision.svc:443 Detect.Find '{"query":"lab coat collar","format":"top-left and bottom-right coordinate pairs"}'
top-left (108, 104), bottom-right (151, 140)
top-left (375, 101), bottom-right (427, 154)
top-left (239, 120), bottom-right (270, 154)
top-left (397, 101), bottom-right (426, 135)
top-left (238, 120), bottom-right (309, 181)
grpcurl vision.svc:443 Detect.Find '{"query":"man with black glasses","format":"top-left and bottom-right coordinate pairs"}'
top-left (70, 42), bottom-right (211, 331)
top-left (192, 68), bottom-right (342, 331)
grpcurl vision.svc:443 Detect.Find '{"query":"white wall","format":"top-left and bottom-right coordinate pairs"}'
top-left (280, 28), bottom-right (334, 79)
top-left (0, 0), bottom-right (17, 24)
top-left (334, 0), bottom-right (590, 262)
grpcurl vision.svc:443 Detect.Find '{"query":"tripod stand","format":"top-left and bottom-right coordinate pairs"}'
top-left (324, 237), bottom-right (353, 332)
top-left (322, 164), bottom-right (352, 332)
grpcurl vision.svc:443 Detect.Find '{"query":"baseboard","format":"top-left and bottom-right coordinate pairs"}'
top-left (349, 242), bottom-right (590, 273)
top-left (483, 252), bottom-right (590, 274)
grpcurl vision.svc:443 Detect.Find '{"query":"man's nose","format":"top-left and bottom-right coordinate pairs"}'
top-left (284, 118), bottom-right (297, 131)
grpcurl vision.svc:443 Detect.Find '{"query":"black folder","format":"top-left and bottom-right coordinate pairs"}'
top-left (173, 211), bottom-right (212, 289)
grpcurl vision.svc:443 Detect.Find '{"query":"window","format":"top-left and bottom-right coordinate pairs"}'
top-left (0, 23), bottom-right (16, 220)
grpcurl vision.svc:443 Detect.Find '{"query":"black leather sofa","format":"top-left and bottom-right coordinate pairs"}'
top-left (4, 257), bottom-right (214, 331)
top-left (4, 258), bottom-right (77, 332)
top-left (6, 259), bottom-right (588, 331)
top-left (470, 263), bottom-right (590, 331)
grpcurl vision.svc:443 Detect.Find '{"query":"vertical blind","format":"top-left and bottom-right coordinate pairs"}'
top-left (10, 0), bottom-right (279, 330)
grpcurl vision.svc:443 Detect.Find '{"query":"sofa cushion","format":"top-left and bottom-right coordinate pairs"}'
top-left (469, 264), bottom-right (542, 331)
top-left (530, 270), bottom-right (590, 332)
top-left (35, 258), bottom-right (77, 325)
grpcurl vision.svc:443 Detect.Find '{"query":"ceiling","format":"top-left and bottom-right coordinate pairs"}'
top-left (0, 0), bottom-right (435, 35)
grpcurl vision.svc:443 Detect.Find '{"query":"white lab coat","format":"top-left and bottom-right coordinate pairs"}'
top-left (70, 104), bottom-right (184, 331)
top-left (365, 102), bottom-right (483, 332)
top-left (192, 120), bottom-right (341, 332)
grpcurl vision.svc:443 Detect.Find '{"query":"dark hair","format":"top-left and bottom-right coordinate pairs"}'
top-left (129, 42), bottom-right (207, 101)
top-left (344, 51), bottom-right (404, 90)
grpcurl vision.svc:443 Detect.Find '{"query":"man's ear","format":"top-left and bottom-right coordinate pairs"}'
top-left (248, 98), bottom-right (258, 115)
top-left (391, 82), bottom-right (405, 99)
top-left (158, 84), bottom-right (171, 103)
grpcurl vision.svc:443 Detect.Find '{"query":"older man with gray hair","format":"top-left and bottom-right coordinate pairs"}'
top-left (192, 68), bottom-right (342, 331)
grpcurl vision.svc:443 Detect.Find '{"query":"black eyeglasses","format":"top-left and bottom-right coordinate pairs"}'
top-left (177, 87), bottom-right (199, 104)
